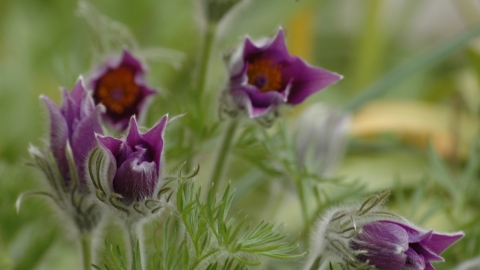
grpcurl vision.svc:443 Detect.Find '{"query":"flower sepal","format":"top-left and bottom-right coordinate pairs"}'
top-left (18, 143), bottom-right (102, 233)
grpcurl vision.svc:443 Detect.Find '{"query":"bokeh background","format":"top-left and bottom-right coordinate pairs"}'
top-left (1, 0), bottom-right (480, 269)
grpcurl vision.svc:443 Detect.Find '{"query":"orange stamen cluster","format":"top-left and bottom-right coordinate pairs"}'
top-left (95, 65), bottom-right (140, 115)
top-left (247, 58), bottom-right (283, 92)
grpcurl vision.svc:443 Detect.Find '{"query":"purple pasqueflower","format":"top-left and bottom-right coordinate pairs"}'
top-left (307, 191), bottom-right (464, 270)
top-left (88, 49), bottom-right (156, 131)
top-left (96, 115), bottom-right (167, 204)
top-left (223, 28), bottom-right (342, 119)
top-left (350, 220), bottom-right (464, 270)
top-left (41, 77), bottom-right (103, 189)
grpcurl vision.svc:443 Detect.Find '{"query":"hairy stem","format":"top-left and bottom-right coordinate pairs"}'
top-left (196, 22), bottom-right (217, 98)
top-left (80, 233), bottom-right (92, 270)
top-left (210, 120), bottom-right (238, 192)
top-left (295, 178), bottom-right (310, 243)
top-left (127, 223), bottom-right (143, 270)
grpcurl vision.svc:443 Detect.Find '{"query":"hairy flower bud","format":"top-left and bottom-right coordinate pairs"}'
top-left (86, 115), bottom-right (173, 224)
top-left (220, 28), bottom-right (342, 126)
top-left (306, 191), bottom-right (464, 270)
top-left (21, 77), bottom-right (104, 233)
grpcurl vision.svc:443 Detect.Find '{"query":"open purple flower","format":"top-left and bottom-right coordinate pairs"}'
top-left (222, 28), bottom-right (342, 120)
top-left (96, 115), bottom-right (167, 204)
top-left (41, 77), bottom-right (103, 189)
top-left (88, 49), bottom-right (156, 131)
top-left (350, 220), bottom-right (464, 270)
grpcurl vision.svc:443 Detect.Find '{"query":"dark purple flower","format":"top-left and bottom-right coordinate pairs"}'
top-left (41, 77), bottom-right (103, 189)
top-left (224, 28), bottom-right (342, 119)
top-left (96, 115), bottom-right (167, 204)
top-left (89, 49), bottom-right (157, 131)
top-left (350, 220), bottom-right (464, 270)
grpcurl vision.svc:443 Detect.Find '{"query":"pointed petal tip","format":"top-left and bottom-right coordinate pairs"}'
top-left (76, 75), bottom-right (85, 84)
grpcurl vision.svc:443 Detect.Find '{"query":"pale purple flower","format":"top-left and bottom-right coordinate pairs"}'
top-left (96, 115), bottom-right (167, 204)
top-left (222, 28), bottom-right (342, 121)
top-left (89, 49), bottom-right (156, 131)
top-left (350, 220), bottom-right (464, 270)
top-left (41, 77), bottom-right (103, 190)
top-left (295, 104), bottom-right (350, 177)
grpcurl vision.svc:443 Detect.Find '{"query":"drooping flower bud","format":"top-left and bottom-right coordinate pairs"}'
top-left (88, 49), bottom-right (157, 132)
top-left (22, 77), bottom-right (104, 233)
top-left (306, 191), bottom-right (464, 270)
top-left (220, 28), bottom-right (342, 126)
top-left (87, 115), bottom-right (173, 223)
top-left (295, 104), bottom-right (350, 177)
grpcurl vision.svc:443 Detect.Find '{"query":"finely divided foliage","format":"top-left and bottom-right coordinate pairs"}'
top-left (14, 0), bottom-right (473, 269)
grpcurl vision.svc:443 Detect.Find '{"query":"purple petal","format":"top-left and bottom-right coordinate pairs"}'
top-left (267, 28), bottom-right (289, 56)
top-left (113, 155), bottom-right (157, 203)
top-left (97, 135), bottom-right (124, 156)
top-left (121, 49), bottom-right (146, 74)
top-left (383, 220), bottom-right (424, 242)
top-left (350, 222), bottom-right (408, 270)
top-left (284, 59), bottom-right (342, 105)
top-left (243, 28), bottom-right (289, 59)
top-left (126, 117), bottom-right (144, 147)
top-left (383, 220), bottom-right (464, 255)
top-left (242, 85), bottom-right (285, 109)
top-left (41, 95), bottom-right (70, 185)
top-left (422, 232), bottom-right (464, 255)
top-left (60, 87), bottom-right (78, 136)
top-left (404, 248), bottom-right (426, 270)
top-left (143, 115), bottom-right (167, 171)
top-left (71, 106), bottom-right (103, 189)
top-left (409, 242), bottom-right (443, 262)
top-left (70, 78), bottom-right (86, 105)
top-left (97, 134), bottom-right (132, 167)
top-left (425, 263), bottom-right (436, 270)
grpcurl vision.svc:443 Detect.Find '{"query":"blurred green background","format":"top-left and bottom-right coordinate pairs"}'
top-left (2, 0), bottom-right (480, 269)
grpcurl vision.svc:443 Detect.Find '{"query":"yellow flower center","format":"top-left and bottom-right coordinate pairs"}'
top-left (94, 65), bottom-right (140, 115)
top-left (247, 58), bottom-right (283, 92)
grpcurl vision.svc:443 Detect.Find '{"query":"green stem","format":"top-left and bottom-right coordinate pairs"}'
top-left (80, 233), bottom-right (92, 270)
top-left (128, 224), bottom-right (142, 270)
top-left (189, 249), bottom-right (221, 270)
top-left (196, 22), bottom-right (217, 98)
top-left (210, 120), bottom-right (238, 192)
top-left (295, 178), bottom-right (310, 243)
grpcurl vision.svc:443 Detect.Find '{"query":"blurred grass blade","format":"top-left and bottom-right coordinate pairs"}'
top-left (345, 23), bottom-right (480, 111)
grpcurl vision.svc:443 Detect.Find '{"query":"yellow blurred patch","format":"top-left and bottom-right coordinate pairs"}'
top-left (287, 7), bottom-right (315, 62)
top-left (351, 100), bottom-right (478, 158)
